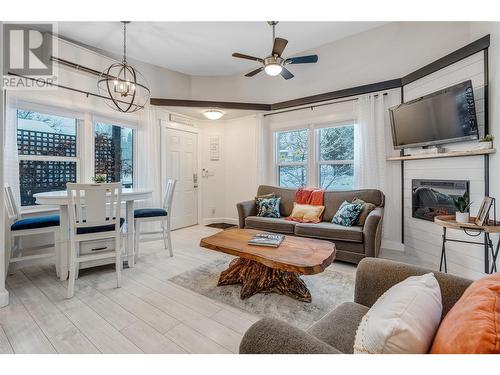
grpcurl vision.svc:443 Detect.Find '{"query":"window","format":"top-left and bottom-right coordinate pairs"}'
top-left (17, 110), bottom-right (79, 206)
top-left (276, 129), bottom-right (308, 188)
top-left (318, 125), bottom-right (354, 190)
top-left (94, 123), bottom-right (134, 187)
top-left (274, 123), bottom-right (355, 190)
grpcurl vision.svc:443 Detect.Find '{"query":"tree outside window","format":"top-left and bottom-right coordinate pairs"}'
top-left (276, 129), bottom-right (308, 188)
top-left (318, 125), bottom-right (354, 190)
top-left (94, 123), bottom-right (134, 187)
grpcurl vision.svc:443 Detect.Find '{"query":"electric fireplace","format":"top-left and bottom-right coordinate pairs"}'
top-left (412, 179), bottom-right (469, 222)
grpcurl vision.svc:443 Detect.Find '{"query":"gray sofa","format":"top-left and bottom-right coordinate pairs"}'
top-left (237, 185), bottom-right (385, 264)
top-left (239, 258), bottom-right (472, 354)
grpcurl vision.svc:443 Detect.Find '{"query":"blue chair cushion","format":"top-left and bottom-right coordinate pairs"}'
top-left (76, 218), bottom-right (125, 235)
top-left (11, 215), bottom-right (60, 231)
top-left (134, 208), bottom-right (168, 218)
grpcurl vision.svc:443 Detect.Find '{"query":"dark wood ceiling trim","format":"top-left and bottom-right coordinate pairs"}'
top-left (150, 98), bottom-right (271, 111)
top-left (401, 34), bottom-right (490, 86)
top-left (270, 79), bottom-right (402, 110)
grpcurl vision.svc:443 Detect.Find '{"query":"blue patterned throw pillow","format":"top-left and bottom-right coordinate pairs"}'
top-left (256, 197), bottom-right (281, 218)
top-left (332, 200), bottom-right (363, 226)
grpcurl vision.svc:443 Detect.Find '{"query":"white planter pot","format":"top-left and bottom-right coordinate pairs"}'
top-left (455, 212), bottom-right (470, 223)
top-left (477, 141), bottom-right (493, 150)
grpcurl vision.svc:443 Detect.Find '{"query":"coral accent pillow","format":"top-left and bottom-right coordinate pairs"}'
top-left (286, 203), bottom-right (325, 223)
top-left (430, 273), bottom-right (500, 354)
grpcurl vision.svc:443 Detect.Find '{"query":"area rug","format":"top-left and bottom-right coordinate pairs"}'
top-left (205, 223), bottom-right (238, 230)
top-left (169, 255), bottom-right (355, 330)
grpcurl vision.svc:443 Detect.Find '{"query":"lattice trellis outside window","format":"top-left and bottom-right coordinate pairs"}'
top-left (19, 160), bottom-right (77, 206)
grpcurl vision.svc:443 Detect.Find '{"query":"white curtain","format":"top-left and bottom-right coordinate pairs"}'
top-left (136, 104), bottom-right (161, 208)
top-left (354, 94), bottom-right (387, 191)
top-left (4, 101), bottom-right (20, 206)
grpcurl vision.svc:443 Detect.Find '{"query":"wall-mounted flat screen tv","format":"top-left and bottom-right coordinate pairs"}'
top-left (389, 80), bottom-right (478, 149)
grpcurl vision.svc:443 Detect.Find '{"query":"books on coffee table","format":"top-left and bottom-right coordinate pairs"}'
top-left (248, 233), bottom-right (285, 248)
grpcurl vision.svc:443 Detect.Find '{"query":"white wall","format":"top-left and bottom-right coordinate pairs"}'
top-left (199, 115), bottom-right (261, 224)
top-left (191, 22), bottom-right (473, 103)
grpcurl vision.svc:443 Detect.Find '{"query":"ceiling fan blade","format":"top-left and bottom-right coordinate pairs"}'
top-left (232, 53), bottom-right (263, 62)
top-left (280, 67), bottom-right (294, 80)
top-left (286, 55), bottom-right (319, 64)
top-left (272, 38), bottom-right (288, 56)
top-left (245, 67), bottom-right (264, 77)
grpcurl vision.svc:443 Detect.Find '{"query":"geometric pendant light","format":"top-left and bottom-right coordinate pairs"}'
top-left (97, 21), bottom-right (151, 113)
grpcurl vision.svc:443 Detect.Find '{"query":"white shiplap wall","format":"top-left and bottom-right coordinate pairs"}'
top-left (402, 51), bottom-right (491, 280)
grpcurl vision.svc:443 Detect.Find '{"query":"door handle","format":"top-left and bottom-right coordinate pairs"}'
top-left (193, 173), bottom-right (198, 188)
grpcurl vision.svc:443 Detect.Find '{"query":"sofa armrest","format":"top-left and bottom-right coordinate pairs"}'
top-left (354, 258), bottom-right (473, 317)
top-left (236, 200), bottom-right (257, 228)
top-left (239, 318), bottom-right (341, 354)
top-left (362, 207), bottom-right (383, 257)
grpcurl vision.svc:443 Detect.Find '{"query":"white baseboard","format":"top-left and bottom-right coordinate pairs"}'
top-left (382, 239), bottom-right (405, 252)
top-left (203, 217), bottom-right (239, 226)
top-left (0, 289), bottom-right (9, 308)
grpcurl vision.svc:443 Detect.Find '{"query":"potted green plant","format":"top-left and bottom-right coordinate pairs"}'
top-left (92, 174), bottom-right (107, 183)
top-left (453, 192), bottom-right (472, 223)
top-left (478, 134), bottom-right (494, 149)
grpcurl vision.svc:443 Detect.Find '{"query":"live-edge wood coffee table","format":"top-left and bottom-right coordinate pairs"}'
top-left (199, 228), bottom-right (336, 302)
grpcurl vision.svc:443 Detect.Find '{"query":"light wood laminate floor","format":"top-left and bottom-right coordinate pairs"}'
top-left (0, 225), bottom-right (360, 354)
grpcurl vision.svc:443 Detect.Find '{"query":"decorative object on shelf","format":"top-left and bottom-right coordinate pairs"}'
top-left (475, 196), bottom-right (494, 226)
top-left (453, 192), bottom-right (472, 223)
top-left (231, 21), bottom-right (318, 80)
top-left (97, 21), bottom-right (150, 113)
top-left (477, 134), bottom-right (494, 150)
top-left (203, 109), bottom-right (224, 120)
top-left (92, 174), bottom-right (107, 183)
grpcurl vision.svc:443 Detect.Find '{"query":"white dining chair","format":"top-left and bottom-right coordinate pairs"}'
top-left (134, 179), bottom-right (176, 260)
top-left (66, 182), bottom-right (124, 298)
top-left (4, 184), bottom-right (60, 276)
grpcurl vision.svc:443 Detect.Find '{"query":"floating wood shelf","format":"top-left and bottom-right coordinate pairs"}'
top-left (387, 148), bottom-right (496, 161)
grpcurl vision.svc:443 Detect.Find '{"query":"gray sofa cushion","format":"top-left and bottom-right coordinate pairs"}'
top-left (240, 318), bottom-right (341, 354)
top-left (307, 302), bottom-right (369, 354)
top-left (245, 216), bottom-right (296, 234)
top-left (294, 222), bottom-right (364, 243)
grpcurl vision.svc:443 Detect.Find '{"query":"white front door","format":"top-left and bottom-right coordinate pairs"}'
top-left (161, 126), bottom-right (198, 229)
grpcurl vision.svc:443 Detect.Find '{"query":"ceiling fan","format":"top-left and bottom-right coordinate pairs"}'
top-left (232, 21), bottom-right (319, 80)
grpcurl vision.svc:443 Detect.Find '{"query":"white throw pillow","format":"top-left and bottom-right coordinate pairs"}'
top-left (353, 273), bottom-right (442, 354)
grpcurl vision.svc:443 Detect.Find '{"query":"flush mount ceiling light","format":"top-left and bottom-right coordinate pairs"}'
top-left (203, 109), bottom-right (224, 120)
top-left (97, 21), bottom-right (151, 113)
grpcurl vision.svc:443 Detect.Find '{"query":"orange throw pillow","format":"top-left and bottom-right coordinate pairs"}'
top-left (430, 273), bottom-right (500, 354)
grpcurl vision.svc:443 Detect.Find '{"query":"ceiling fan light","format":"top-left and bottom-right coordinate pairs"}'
top-left (264, 63), bottom-right (283, 76)
top-left (203, 109), bottom-right (224, 120)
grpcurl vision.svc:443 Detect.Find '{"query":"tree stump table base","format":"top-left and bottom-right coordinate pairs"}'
top-left (218, 258), bottom-right (312, 303)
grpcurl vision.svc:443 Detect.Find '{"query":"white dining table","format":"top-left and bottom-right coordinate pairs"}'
top-left (34, 188), bottom-right (153, 280)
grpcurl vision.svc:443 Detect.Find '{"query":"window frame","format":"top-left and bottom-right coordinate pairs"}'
top-left (91, 117), bottom-right (137, 188)
top-left (315, 122), bottom-right (355, 191)
top-left (16, 105), bottom-right (84, 209)
top-left (275, 127), bottom-right (309, 188)
top-left (273, 120), bottom-right (356, 190)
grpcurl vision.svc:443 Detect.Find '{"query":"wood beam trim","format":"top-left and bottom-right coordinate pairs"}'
top-left (149, 98), bottom-right (271, 111)
top-left (270, 79), bottom-right (402, 110)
